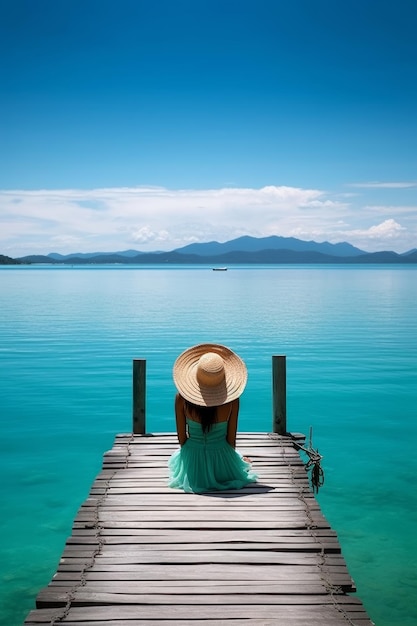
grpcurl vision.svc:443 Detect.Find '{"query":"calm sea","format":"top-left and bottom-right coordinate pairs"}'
top-left (1, 265), bottom-right (416, 626)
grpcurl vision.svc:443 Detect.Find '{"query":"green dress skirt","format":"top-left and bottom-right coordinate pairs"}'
top-left (168, 419), bottom-right (257, 493)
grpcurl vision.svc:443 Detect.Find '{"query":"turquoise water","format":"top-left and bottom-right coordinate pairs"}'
top-left (1, 264), bottom-right (416, 626)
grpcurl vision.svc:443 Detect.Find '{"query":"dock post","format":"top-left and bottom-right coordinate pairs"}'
top-left (132, 358), bottom-right (146, 434)
top-left (272, 355), bottom-right (287, 434)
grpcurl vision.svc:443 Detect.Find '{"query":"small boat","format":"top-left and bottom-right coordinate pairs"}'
top-left (212, 267), bottom-right (228, 271)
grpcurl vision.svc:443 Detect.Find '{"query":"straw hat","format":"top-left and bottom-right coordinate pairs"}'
top-left (173, 343), bottom-right (247, 407)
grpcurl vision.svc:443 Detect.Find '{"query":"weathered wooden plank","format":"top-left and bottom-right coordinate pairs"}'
top-left (70, 527), bottom-right (337, 537)
top-left (25, 603), bottom-right (374, 623)
top-left (66, 540), bottom-right (339, 554)
top-left (75, 516), bottom-right (330, 528)
top-left (51, 572), bottom-right (346, 587)
top-left (46, 575), bottom-right (355, 592)
top-left (89, 487), bottom-right (312, 496)
top-left (92, 490), bottom-right (315, 501)
top-left (81, 500), bottom-right (321, 509)
top-left (66, 535), bottom-right (339, 548)
top-left (58, 550), bottom-right (348, 563)
top-left (36, 590), bottom-right (365, 606)
top-left (57, 558), bottom-right (352, 575)
top-left (75, 502), bottom-right (325, 515)
top-left (55, 569), bottom-right (352, 587)
top-left (25, 609), bottom-right (371, 626)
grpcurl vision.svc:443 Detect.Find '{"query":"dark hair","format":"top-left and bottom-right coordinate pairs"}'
top-left (184, 399), bottom-right (217, 433)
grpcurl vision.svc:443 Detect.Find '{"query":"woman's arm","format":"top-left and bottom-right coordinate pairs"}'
top-left (226, 398), bottom-right (239, 447)
top-left (175, 393), bottom-right (187, 446)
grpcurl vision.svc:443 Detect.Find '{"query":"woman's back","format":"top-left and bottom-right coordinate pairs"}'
top-left (185, 418), bottom-right (229, 445)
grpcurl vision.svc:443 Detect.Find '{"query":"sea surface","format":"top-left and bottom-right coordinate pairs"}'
top-left (1, 264), bottom-right (416, 626)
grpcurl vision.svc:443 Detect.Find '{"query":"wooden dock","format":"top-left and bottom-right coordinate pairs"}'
top-left (24, 431), bottom-right (374, 625)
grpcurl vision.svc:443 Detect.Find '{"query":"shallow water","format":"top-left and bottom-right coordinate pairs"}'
top-left (1, 265), bottom-right (416, 625)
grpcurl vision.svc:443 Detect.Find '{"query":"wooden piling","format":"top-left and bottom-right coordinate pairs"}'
top-left (132, 358), bottom-right (146, 434)
top-left (272, 354), bottom-right (287, 435)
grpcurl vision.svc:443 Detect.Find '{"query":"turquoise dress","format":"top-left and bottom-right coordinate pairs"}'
top-left (168, 419), bottom-right (258, 493)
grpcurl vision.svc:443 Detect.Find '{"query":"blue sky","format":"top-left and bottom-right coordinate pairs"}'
top-left (1, 0), bottom-right (416, 255)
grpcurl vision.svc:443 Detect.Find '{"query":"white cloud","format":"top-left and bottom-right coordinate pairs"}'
top-left (0, 185), bottom-right (415, 255)
top-left (346, 219), bottom-right (406, 241)
top-left (130, 226), bottom-right (170, 244)
top-left (291, 219), bottom-right (411, 253)
top-left (365, 204), bottom-right (417, 216)
top-left (349, 181), bottom-right (417, 189)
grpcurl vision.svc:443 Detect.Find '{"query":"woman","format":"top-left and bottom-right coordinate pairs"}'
top-left (168, 343), bottom-right (257, 493)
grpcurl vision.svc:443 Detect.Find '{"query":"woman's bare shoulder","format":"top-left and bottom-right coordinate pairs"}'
top-left (216, 401), bottom-right (235, 422)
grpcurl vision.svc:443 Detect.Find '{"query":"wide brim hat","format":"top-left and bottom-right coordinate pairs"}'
top-left (173, 343), bottom-right (247, 407)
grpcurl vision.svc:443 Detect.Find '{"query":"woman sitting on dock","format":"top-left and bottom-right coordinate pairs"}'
top-left (168, 343), bottom-right (257, 493)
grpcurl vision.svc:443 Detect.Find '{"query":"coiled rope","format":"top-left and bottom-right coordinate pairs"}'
top-left (295, 426), bottom-right (325, 493)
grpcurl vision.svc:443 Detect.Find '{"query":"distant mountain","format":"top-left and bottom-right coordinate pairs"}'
top-left (398, 249), bottom-right (417, 262)
top-left (17, 254), bottom-right (58, 264)
top-left (174, 235), bottom-right (365, 257)
top-left (17, 251), bottom-right (191, 264)
top-left (14, 235), bottom-right (417, 264)
top-left (16, 249), bottom-right (417, 265)
top-left (346, 250), bottom-right (415, 264)
top-left (0, 254), bottom-right (23, 265)
top-left (48, 249), bottom-right (143, 260)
